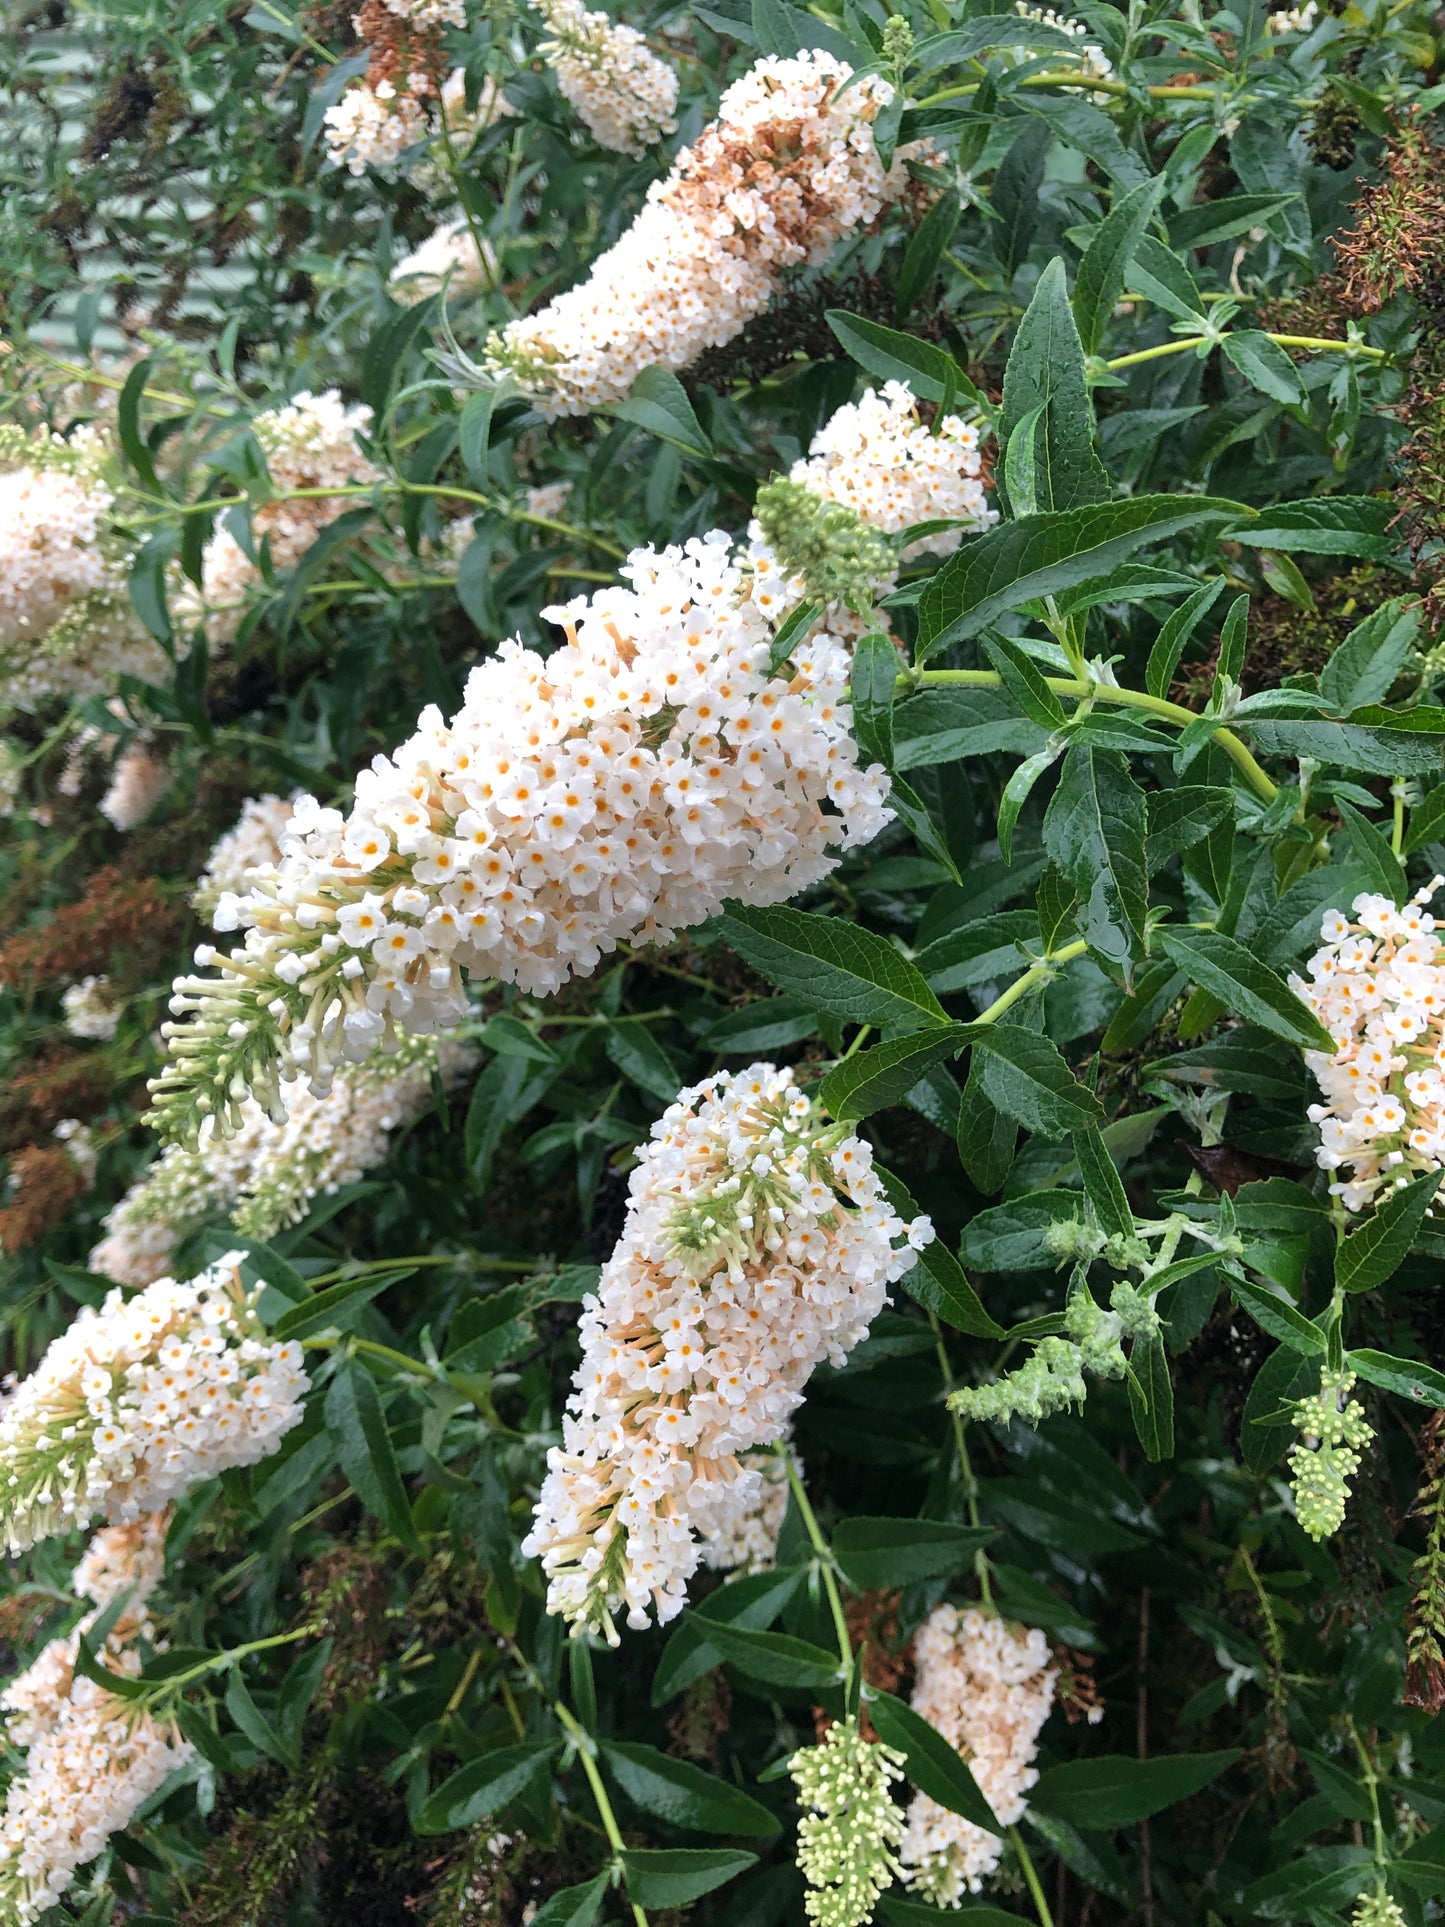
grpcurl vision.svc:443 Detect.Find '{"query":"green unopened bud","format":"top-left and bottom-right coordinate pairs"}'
top-left (882, 14), bottom-right (915, 63)
top-left (754, 478), bottom-right (894, 614)
top-left (1352, 1893), bottom-right (1408, 1927)
top-left (790, 1716), bottom-right (906, 1927)
top-left (1290, 1368), bottom-right (1373, 1541)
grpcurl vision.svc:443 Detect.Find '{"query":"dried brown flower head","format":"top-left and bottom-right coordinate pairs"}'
top-left (0, 867), bottom-right (180, 989)
top-left (0, 1144), bottom-right (88, 1252)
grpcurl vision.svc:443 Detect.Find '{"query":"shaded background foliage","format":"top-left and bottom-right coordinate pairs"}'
top-left (2, 0), bottom-right (1445, 1919)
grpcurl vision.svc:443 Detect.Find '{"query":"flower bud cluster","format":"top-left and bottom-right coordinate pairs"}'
top-left (484, 53), bottom-right (923, 416)
top-left (789, 1715), bottom-right (906, 1927)
top-left (0, 1516), bottom-right (189, 1926)
top-left (182, 391), bottom-right (382, 644)
top-left (92, 1034), bottom-right (474, 1285)
top-left (147, 533), bottom-right (890, 1143)
top-left (1290, 883), bottom-right (1445, 1211)
top-left (1290, 1368), bottom-right (1373, 1541)
top-left (900, 1606), bottom-right (1056, 1903)
top-left (522, 1064), bottom-right (932, 1640)
top-left (531, 0), bottom-right (678, 155)
top-left (0, 1253), bottom-right (308, 1552)
top-left (950, 1280), bottom-right (1155, 1427)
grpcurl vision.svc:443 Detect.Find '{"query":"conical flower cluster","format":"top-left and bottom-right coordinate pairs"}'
top-left (900, 1607), bottom-right (1056, 1903)
top-left (484, 52), bottom-right (925, 415)
top-left (181, 391), bottom-right (382, 643)
top-left (0, 1253), bottom-right (308, 1551)
top-left (1289, 1368), bottom-right (1374, 1541)
top-left (0, 1516), bottom-right (189, 1926)
top-left (522, 1064), bottom-right (932, 1640)
top-left (1291, 881), bottom-right (1445, 1211)
top-left (147, 534), bottom-right (890, 1143)
top-left (790, 1716), bottom-right (907, 1927)
top-left (532, 0), bottom-right (678, 155)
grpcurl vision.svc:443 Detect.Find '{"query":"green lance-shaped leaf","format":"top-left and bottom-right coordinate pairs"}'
top-left (1347, 1348), bottom-right (1445, 1409)
top-left (415, 1742), bottom-right (558, 1834)
top-left (1335, 1171), bottom-right (1443, 1294)
top-left (621, 1848), bottom-right (758, 1909)
top-left (1335, 798), bottom-right (1408, 906)
top-left (604, 364), bottom-right (712, 458)
top-left (1073, 177), bottom-right (1165, 355)
top-left (868, 1689), bottom-right (1000, 1833)
top-left (1154, 928), bottom-right (1336, 1052)
top-left (1043, 745), bottom-right (1149, 974)
top-left (895, 189), bottom-right (960, 319)
top-left (877, 1163), bottom-right (1004, 1337)
top-left (833, 1518), bottom-right (994, 1590)
top-left (1319, 596), bottom-right (1421, 715)
top-left (825, 311), bottom-right (982, 410)
top-left (1221, 331), bottom-right (1306, 406)
top-left (995, 257), bottom-right (1110, 518)
top-left (526, 1874), bottom-right (610, 1927)
top-left (600, 1739), bottom-right (780, 1836)
top-left (1127, 1328), bottom-right (1174, 1461)
top-left (324, 1358), bottom-right (422, 1552)
top-left (1227, 1271), bottom-right (1326, 1354)
top-left (970, 1025), bottom-right (1105, 1135)
top-left (1074, 1123), bottom-right (1134, 1241)
top-left (1029, 1750), bottom-right (1241, 1828)
top-left (850, 631), bottom-right (900, 767)
top-left (682, 1614), bottom-right (842, 1689)
top-left (915, 496), bottom-right (1241, 658)
top-left (718, 903), bottom-right (947, 1035)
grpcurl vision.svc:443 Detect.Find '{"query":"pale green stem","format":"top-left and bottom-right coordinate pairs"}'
top-left (784, 1454), bottom-right (855, 1687)
top-left (1346, 1718), bottom-right (1391, 1895)
top-left (1011, 1825), bottom-right (1056, 1927)
top-left (555, 1703), bottom-right (650, 1927)
top-left (1106, 331), bottom-right (1384, 372)
top-left (974, 939), bottom-right (1090, 1025)
top-left (917, 669), bottom-right (1278, 804)
top-left (915, 71), bottom-right (1221, 105)
top-left (928, 1312), bottom-right (993, 1606)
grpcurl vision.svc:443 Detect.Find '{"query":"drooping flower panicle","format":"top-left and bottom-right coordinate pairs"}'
top-left (531, 0), bottom-right (678, 155)
top-left (484, 52), bottom-right (926, 416)
top-left (900, 1607), bottom-right (1056, 1904)
top-left (1289, 1367), bottom-right (1374, 1541)
top-left (0, 1253), bottom-right (308, 1552)
top-left (1291, 881), bottom-right (1445, 1211)
top-left (147, 534), bottom-right (890, 1143)
top-left (790, 1715), bottom-right (907, 1927)
top-left (522, 1064), bottom-right (931, 1640)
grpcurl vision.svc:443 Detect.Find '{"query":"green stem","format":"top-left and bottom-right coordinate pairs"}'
top-left (151, 1625), bottom-right (317, 1696)
top-left (915, 71), bottom-right (1221, 105)
top-left (1106, 331), bottom-right (1383, 372)
top-left (555, 1704), bottom-right (650, 1927)
top-left (974, 939), bottom-right (1089, 1024)
top-left (929, 1313), bottom-right (993, 1606)
top-left (1346, 1718), bottom-right (1390, 1891)
top-left (783, 1453), bottom-right (854, 1685)
top-left (1011, 1825), bottom-right (1056, 1927)
top-left (917, 669), bottom-right (1278, 804)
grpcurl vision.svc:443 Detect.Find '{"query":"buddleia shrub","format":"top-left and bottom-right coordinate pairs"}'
top-left (1, 0), bottom-right (1444, 1921)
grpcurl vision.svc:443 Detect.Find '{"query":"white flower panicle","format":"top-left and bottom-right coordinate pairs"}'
top-left (1291, 881), bottom-right (1445, 1211)
top-left (531, 0), bottom-right (678, 156)
top-left (787, 382), bottom-right (996, 564)
top-left (1268, 0), bottom-right (1318, 29)
top-left (789, 1716), bottom-right (907, 1927)
top-left (390, 218), bottom-right (496, 302)
top-left (98, 741), bottom-right (170, 831)
top-left (92, 1034), bottom-right (474, 1285)
top-left (1014, 3), bottom-right (1115, 87)
top-left (522, 1064), bottom-right (932, 1641)
top-left (194, 794), bottom-right (301, 921)
top-left (699, 1440), bottom-right (793, 1574)
top-left (485, 52), bottom-right (923, 416)
top-left (0, 1253), bottom-right (308, 1552)
top-left (52, 1120), bottom-right (97, 1188)
top-left (183, 391), bottom-right (382, 643)
top-left (61, 976), bottom-right (121, 1043)
top-left (1289, 1368), bottom-right (1373, 1541)
top-left (324, 77), bottom-right (431, 175)
top-left (0, 428), bottom-right (162, 709)
top-left (148, 533), bottom-right (891, 1143)
top-left (900, 1607), bottom-right (1056, 1904)
top-left (382, 0), bottom-right (464, 28)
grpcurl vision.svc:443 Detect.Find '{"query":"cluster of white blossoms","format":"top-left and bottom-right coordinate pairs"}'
top-left (790, 1717), bottom-right (907, 1927)
top-left (699, 1440), bottom-right (792, 1573)
top-left (1290, 882), bottom-right (1445, 1211)
top-left (382, 0), bottom-right (464, 28)
top-left (531, 0), bottom-right (678, 156)
top-left (522, 1064), bottom-right (933, 1640)
top-left (788, 383), bottom-right (996, 564)
top-left (1268, 0), bottom-right (1318, 29)
top-left (98, 740), bottom-right (170, 832)
top-left (182, 391), bottom-right (382, 644)
top-left (485, 52), bottom-right (925, 416)
top-left (1013, 3), bottom-right (1115, 89)
top-left (61, 976), bottom-right (122, 1043)
top-left (0, 428), bottom-right (164, 710)
top-left (0, 1253), bottom-right (308, 1552)
top-left (193, 793), bottom-right (300, 921)
top-left (92, 1034), bottom-right (474, 1286)
top-left (323, 77), bottom-right (431, 176)
top-left (148, 532), bottom-right (892, 1141)
top-left (390, 218), bottom-right (496, 302)
top-left (900, 1607), bottom-right (1057, 1904)
top-left (0, 1515), bottom-right (189, 1927)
